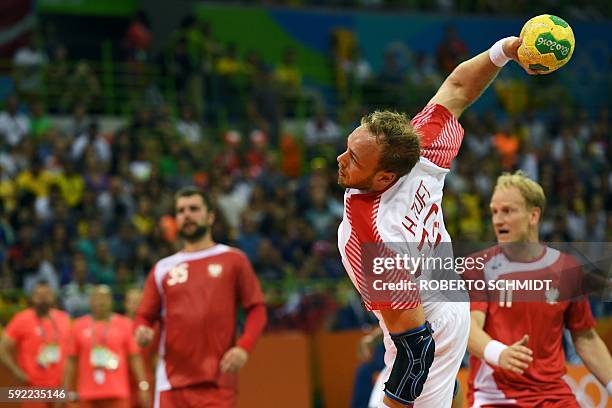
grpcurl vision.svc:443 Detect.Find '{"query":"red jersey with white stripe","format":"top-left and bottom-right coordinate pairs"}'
top-left (467, 246), bottom-right (596, 407)
top-left (135, 244), bottom-right (265, 392)
top-left (337, 104), bottom-right (464, 363)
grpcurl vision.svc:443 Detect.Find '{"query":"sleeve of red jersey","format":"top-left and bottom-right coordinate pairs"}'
top-left (3, 313), bottom-right (25, 342)
top-left (565, 298), bottom-right (596, 332)
top-left (134, 265), bottom-right (162, 329)
top-left (561, 255), bottom-right (596, 332)
top-left (235, 251), bottom-right (267, 353)
top-left (410, 103), bottom-right (464, 169)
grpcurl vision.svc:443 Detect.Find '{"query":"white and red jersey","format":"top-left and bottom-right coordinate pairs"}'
top-left (466, 245), bottom-right (596, 407)
top-left (135, 244), bottom-right (265, 393)
top-left (337, 103), bottom-right (465, 365)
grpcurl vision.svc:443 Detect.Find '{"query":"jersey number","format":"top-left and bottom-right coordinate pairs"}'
top-left (499, 288), bottom-right (512, 308)
top-left (167, 263), bottom-right (189, 286)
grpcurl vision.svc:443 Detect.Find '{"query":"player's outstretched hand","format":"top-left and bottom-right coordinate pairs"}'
top-left (499, 334), bottom-right (533, 374)
top-left (502, 37), bottom-right (540, 75)
top-left (220, 346), bottom-right (249, 373)
top-left (134, 325), bottom-right (154, 348)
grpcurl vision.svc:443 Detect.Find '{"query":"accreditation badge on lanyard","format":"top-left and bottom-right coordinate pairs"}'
top-left (36, 315), bottom-right (61, 368)
top-left (89, 318), bottom-right (119, 385)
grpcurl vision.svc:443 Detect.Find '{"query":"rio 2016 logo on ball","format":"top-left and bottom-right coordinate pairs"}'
top-left (518, 14), bottom-right (575, 74)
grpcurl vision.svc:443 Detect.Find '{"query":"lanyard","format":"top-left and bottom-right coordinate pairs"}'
top-left (91, 315), bottom-right (112, 347)
top-left (36, 312), bottom-right (59, 343)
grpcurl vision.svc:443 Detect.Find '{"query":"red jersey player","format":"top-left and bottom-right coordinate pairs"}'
top-left (0, 281), bottom-right (71, 408)
top-left (62, 285), bottom-right (150, 408)
top-left (134, 187), bottom-right (267, 408)
top-left (467, 171), bottom-right (612, 407)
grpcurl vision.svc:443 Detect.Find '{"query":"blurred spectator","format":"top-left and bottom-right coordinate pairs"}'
top-left (29, 100), bottom-right (51, 140)
top-left (71, 122), bottom-right (111, 164)
top-left (46, 45), bottom-right (70, 113)
top-left (275, 47), bottom-right (302, 115)
top-left (65, 61), bottom-right (101, 111)
top-left (342, 48), bottom-right (373, 87)
top-left (436, 25), bottom-right (468, 74)
top-left (62, 253), bottom-right (92, 318)
top-left (236, 213), bottom-right (263, 261)
top-left (492, 122), bottom-right (520, 170)
top-left (13, 36), bottom-right (47, 100)
top-left (248, 65), bottom-right (282, 145)
top-left (23, 245), bottom-right (59, 294)
top-left (0, 95), bottom-right (30, 147)
top-left (124, 10), bottom-right (152, 63)
top-left (304, 108), bottom-right (342, 153)
top-left (175, 105), bottom-right (202, 144)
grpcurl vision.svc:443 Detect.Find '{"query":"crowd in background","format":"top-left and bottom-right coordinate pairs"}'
top-left (0, 7), bottom-right (610, 336)
top-left (218, 0), bottom-right (611, 20)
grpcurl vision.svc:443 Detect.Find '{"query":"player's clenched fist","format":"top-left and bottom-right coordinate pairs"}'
top-left (134, 325), bottom-right (155, 348)
top-left (220, 347), bottom-right (248, 373)
top-left (499, 335), bottom-right (533, 374)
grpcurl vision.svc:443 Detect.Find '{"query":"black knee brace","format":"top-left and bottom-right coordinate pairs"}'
top-left (383, 321), bottom-right (435, 405)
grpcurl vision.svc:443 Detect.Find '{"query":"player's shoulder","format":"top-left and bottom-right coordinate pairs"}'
top-left (72, 315), bottom-right (91, 329)
top-left (50, 308), bottom-right (71, 322)
top-left (216, 245), bottom-right (252, 263)
top-left (555, 249), bottom-right (580, 266)
top-left (154, 250), bottom-right (186, 270)
top-left (8, 308), bottom-right (35, 325)
top-left (112, 314), bottom-right (133, 328)
top-left (477, 245), bottom-right (504, 264)
top-left (410, 103), bottom-right (458, 129)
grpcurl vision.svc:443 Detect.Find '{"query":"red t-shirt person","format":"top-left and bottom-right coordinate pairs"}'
top-left (69, 313), bottom-right (139, 402)
top-left (135, 244), bottom-right (266, 402)
top-left (4, 308), bottom-right (71, 387)
top-left (466, 246), bottom-right (596, 407)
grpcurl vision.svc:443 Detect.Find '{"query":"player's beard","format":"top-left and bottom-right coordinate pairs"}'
top-left (179, 223), bottom-right (210, 242)
top-left (338, 173), bottom-right (375, 190)
top-left (33, 301), bottom-right (52, 316)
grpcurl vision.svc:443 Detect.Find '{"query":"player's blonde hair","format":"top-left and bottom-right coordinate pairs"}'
top-left (361, 110), bottom-right (421, 177)
top-left (494, 171), bottom-right (546, 212)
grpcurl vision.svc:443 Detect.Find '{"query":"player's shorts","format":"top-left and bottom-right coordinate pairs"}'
top-left (155, 383), bottom-right (236, 408)
top-left (369, 302), bottom-right (470, 408)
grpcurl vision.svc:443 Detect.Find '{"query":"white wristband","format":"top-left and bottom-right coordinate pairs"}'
top-left (484, 340), bottom-right (508, 366)
top-left (489, 37), bottom-right (515, 67)
top-left (606, 380), bottom-right (612, 396)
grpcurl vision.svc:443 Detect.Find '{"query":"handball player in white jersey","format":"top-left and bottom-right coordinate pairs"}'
top-left (336, 37), bottom-right (537, 407)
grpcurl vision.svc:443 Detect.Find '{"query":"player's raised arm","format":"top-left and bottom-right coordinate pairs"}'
top-left (428, 36), bottom-right (530, 119)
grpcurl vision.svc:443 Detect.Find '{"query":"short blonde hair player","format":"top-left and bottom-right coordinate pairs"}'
top-left (467, 171), bottom-right (612, 407)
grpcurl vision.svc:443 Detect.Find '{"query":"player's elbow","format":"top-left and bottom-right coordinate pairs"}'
top-left (446, 65), bottom-right (482, 105)
top-left (571, 329), bottom-right (597, 356)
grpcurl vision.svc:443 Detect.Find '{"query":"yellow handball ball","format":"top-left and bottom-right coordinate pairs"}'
top-left (517, 14), bottom-right (575, 74)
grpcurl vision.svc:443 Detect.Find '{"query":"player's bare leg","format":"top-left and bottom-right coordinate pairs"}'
top-left (379, 307), bottom-right (426, 333)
